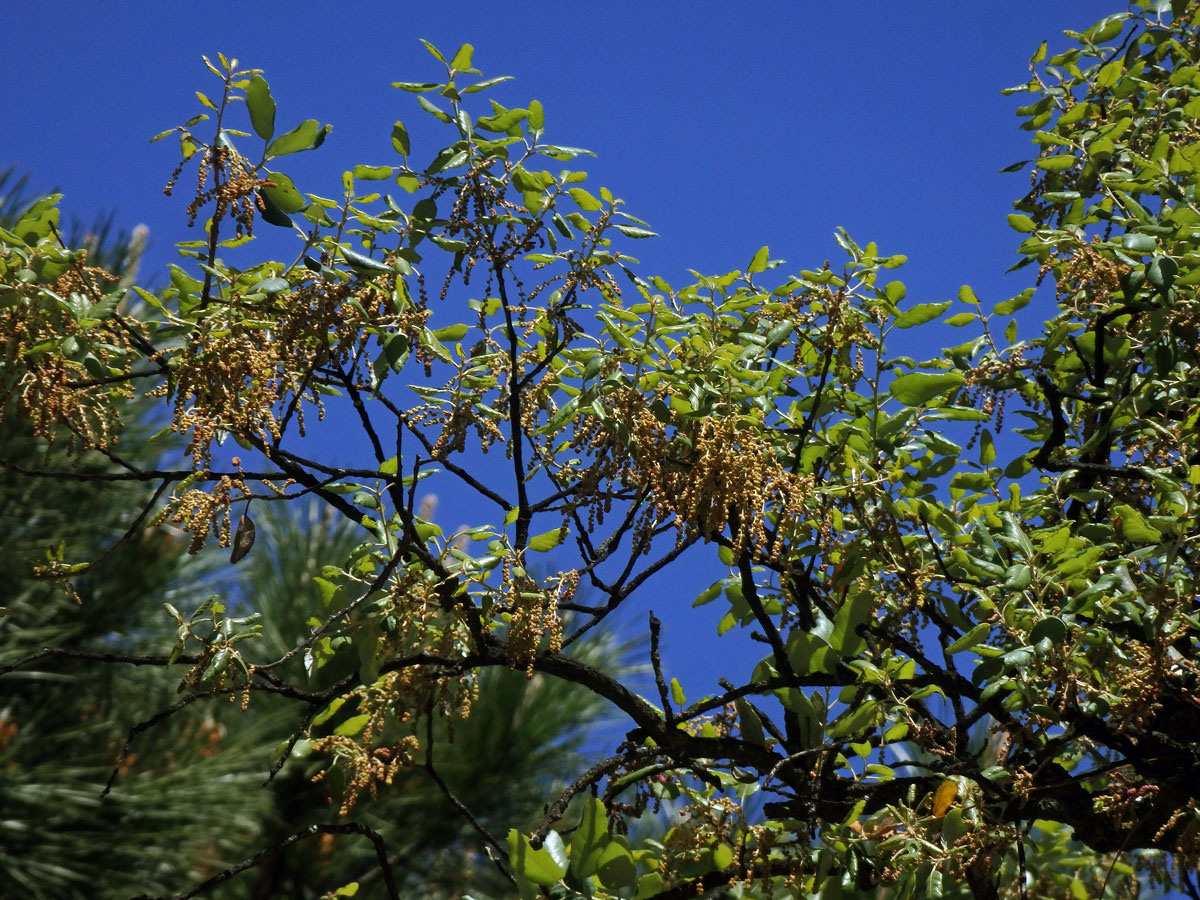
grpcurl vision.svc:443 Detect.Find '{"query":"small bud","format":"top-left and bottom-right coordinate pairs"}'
top-left (230, 513), bottom-right (256, 563)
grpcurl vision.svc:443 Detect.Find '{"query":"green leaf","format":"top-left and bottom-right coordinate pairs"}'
top-left (734, 698), bottom-right (766, 745)
top-left (636, 873), bottom-right (666, 900)
top-left (1095, 58), bottom-right (1123, 89)
top-left (944, 312), bottom-right (977, 327)
top-left (894, 301), bottom-right (951, 328)
top-left (748, 245), bottom-right (770, 274)
top-left (341, 247), bottom-right (391, 274)
top-left (614, 224), bottom-right (657, 239)
top-left (889, 372), bottom-right (965, 406)
top-left (261, 171), bottom-right (306, 213)
top-left (994, 288), bottom-right (1035, 316)
top-left (450, 43), bottom-right (474, 72)
top-left (1147, 256), bottom-right (1178, 292)
top-left (353, 164), bottom-right (392, 180)
top-left (568, 188), bottom-right (603, 211)
top-left (476, 107), bottom-right (528, 133)
top-left (312, 697), bottom-right (346, 726)
top-left (528, 527), bottom-right (568, 552)
top-left (251, 276), bottom-right (289, 295)
top-left (542, 831), bottom-right (569, 875)
top-left (945, 622), bottom-right (992, 655)
top-left (391, 81), bottom-right (442, 93)
top-left (245, 74), bottom-right (276, 140)
top-left (462, 75), bottom-right (515, 94)
top-left (1029, 616), bottom-right (1067, 647)
top-left (507, 830), bottom-right (567, 886)
top-left (431, 323), bottom-right (469, 342)
top-left (979, 429), bottom-right (996, 465)
top-left (420, 39), bottom-right (447, 64)
top-left (595, 839), bottom-right (637, 889)
top-left (569, 798), bottom-right (608, 878)
top-left (827, 698), bottom-right (878, 738)
top-left (1037, 155), bottom-right (1075, 172)
top-left (266, 120), bottom-right (331, 158)
top-left (957, 285), bottom-right (979, 305)
top-left (831, 590), bottom-right (873, 658)
top-left (1121, 233), bottom-right (1157, 254)
top-left (352, 491), bottom-right (380, 510)
top-left (670, 678), bottom-right (686, 707)
top-left (417, 94), bottom-right (454, 124)
top-left (1113, 504), bottom-right (1162, 542)
top-left (391, 121), bottom-right (411, 156)
top-left (334, 714), bottom-right (370, 737)
top-left (1006, 213), bottom-right (1037, 233)
top-left (528, 99), bottom-right (545, 131)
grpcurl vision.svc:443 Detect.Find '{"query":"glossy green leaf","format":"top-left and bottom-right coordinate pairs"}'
top-left (1037, 154), bottom-right (1075, 171)
top-left (333, 714), bottom-right (370, 737)
top-left (636, 873), bottom-right (666, 900)
top-left (567, 188), bottom-right (603, 211)
top-left (595, 839), bottom-right (637, 889)
top-left (266, 119), bottom-right (330, 158)
top-left (945, 622), bottom-right (992, 655)
top-left (748, 245), bottom-right (770, 274)
top-left (245, 74), bottom-right (276, 140)
top-left (391, 81), bottom-right (441, 93)
top-left (1113, 504), bottom-right (1162, 542)
top-left (569, 798), bottom-right (608, 877)
top-left (1029, 616), bottom-right (1067, 646)
top-left (615, 224), bottom-right (657, 239)
top-left (353, 165), bottom-right (392, 180)
top-left (528, 527), bottom-right (567, 552)
top-left (391, 121), bottom-right (411, 156)
top-left (1147, 256), bottom-right (1178, 292)
top-left (420, 39), bottom-right (446, 64)
top-left (893, 301), bottom-right (951, 328)
top-left (734, 698), bottom-right (766, 745)
top-left (670, 677), bottom-right (686, 707)
top-left (889, 372), bottom-right (965, 405)
top-left (341, 247), bottom-right (391, 274)
top-left (449, 43), bottom-right (474, 72)
top-left (831, 590), bottom-right (873, 657)
top-left (430, 323), bottom-right (469, 342)
top-left (416, 95), bottom-right (453, 123)
top-left (507, 830), bottom-right (566, 886)
top-left (1006, 213), bottom-right (1036, 233)
top-left (994, 288), bottom-right (1035, 315)
top-left (1121, 233), bottom-right (1157, 254)
top-left (261, 171), bottom-right (306, 213)
top-left (528, 99), bottom-right (545, 130)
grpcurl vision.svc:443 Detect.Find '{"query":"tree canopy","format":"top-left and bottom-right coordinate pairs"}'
top-left (4, 2), bottom-right (1200, 898)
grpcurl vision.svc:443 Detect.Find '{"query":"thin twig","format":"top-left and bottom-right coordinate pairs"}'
top-left (128, 822), bottom-right (400, 900)
top-left (422, 704), bottom-right (515, 883)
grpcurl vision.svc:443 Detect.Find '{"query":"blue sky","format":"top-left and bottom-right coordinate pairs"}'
top-left (3, 2), bottom-right (1106, 697)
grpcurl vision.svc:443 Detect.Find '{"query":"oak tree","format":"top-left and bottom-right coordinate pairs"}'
top-left (5, 3), bottom-right (1200, 898)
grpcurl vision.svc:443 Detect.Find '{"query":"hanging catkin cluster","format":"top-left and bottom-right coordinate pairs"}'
top-left (0, 258), bottom-right (138, 454)
top-left (569, 386), bottom-right (813, 557)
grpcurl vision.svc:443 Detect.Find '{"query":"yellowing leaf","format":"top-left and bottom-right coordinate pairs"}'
top-left (932, 779), bottom-right (958, 818)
